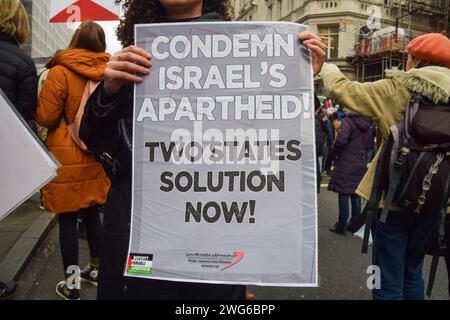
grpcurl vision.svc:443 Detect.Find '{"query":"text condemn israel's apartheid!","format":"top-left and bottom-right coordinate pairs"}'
top-left (136, 32), bottom-right (307, 224)
top-left (137, 33), bottom-right (304, 122)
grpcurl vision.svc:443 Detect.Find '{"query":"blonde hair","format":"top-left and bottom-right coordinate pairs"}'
top-left (0, 0), bottom-right (30, 44)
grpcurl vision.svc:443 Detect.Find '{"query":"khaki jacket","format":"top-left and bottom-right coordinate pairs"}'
top-left (319, 63), bottom-right (450, 209)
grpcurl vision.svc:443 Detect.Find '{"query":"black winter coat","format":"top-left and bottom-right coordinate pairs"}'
top-left (0, 31), bottom-right (37, 121)
top-left (80, 13), bottom-right (245, 300)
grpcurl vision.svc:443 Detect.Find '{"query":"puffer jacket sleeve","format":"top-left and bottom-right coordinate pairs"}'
top-left (16, 62), bottom-right (38, 121)
top-left (35, 66), bottom-right (67, 129)
top-left (332, 117), bottom-right (351, 156)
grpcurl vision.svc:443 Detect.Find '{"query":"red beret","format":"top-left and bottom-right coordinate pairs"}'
top-left (407, 33), bottom-right (450, 68)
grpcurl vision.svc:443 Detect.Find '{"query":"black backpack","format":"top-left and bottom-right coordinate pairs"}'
top-left (362, 93), bottom-right (450, 296)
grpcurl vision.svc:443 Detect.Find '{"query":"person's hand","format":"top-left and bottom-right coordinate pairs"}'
top-left (298, 32), bottom-right (327, 77)
top-left (104, 45), bottom-right (152, 96)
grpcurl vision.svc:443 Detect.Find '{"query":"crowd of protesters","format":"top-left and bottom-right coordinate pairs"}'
top-left (0, 0), bottom-right (449, 301)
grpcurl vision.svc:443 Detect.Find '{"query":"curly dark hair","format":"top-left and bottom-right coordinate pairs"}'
top-left (115, 0), bottom-right (234, 47)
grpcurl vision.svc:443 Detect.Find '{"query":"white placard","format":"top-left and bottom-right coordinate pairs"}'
top-left (127, 22), bottom-right (318, 287)
top-left (0, 90), bottom-right (59, 220)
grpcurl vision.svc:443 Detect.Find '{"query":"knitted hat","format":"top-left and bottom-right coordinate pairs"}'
top-left (407, 33), bottom-right (450, 68)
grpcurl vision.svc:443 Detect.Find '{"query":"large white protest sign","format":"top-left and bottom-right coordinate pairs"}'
top-left (0, 91), bottom-right (59, 221)
top-left (127, 22), bottom-right (317, 286)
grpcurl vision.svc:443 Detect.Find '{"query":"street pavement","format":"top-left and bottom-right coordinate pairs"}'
top-left (0, 193), bottom-right (55, 283)
top-left (13, 222), bottom-right (97, 300)
top-left (9, 185), bottom-right (450, 300)
top-left (0, 194), bottom-right (46, 263)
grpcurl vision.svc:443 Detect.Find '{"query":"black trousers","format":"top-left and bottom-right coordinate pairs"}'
top-left (58, 206), bottom-right (102, 274)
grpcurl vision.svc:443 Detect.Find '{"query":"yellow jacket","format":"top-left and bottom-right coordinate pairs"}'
top-left (319, 63), bottom-right (450, 208)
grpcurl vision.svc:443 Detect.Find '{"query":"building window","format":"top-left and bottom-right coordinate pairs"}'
top-left (267, 4), bottom-right (273, 20)
top-left (278, 0), bottom-right (282, 19)
top-left (319, 25), bottom-right (339, 59)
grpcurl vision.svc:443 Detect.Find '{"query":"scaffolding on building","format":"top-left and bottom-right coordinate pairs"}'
top-left (356, 51), bottom-right (407, 82)
top-left (352, 0), bottom-right (450, 83)
top-left (392, 0), bottom-right (450, 34)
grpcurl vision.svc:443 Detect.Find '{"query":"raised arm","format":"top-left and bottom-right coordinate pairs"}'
top-left (319, 63), bottom-right (399, 121)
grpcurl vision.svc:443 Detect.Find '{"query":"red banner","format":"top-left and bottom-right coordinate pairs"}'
top-left (49, 0), bottom-right (120, 23)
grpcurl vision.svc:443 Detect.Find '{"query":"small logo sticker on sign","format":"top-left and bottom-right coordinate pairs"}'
top-left (127, 254), bottom-right (153, 276)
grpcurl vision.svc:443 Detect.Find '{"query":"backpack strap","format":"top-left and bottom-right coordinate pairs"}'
top-left (414, 152), bottom-right (446, 214)
top-left (427, 172), bottom-right (450, 297)
top-left (379, 147), bottom-right (410, 223)
top-left (362, 146), bottom-right (387, 253)
top-left (361, 203), bottom-right (376, 254)
top-left (404, 94), bottom-right (421, 144)
top-left (388, 125), bottom-right (401, 179)
top-left (426, 206), bottom-right (447, 297)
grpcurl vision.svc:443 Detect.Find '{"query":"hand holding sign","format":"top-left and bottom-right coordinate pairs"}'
top-left (298, 32), bottom-right (327, 76)
top-left (104, 45), bottom-right (152, 95)
top-left (104, 32), bottom-right (326, 97)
